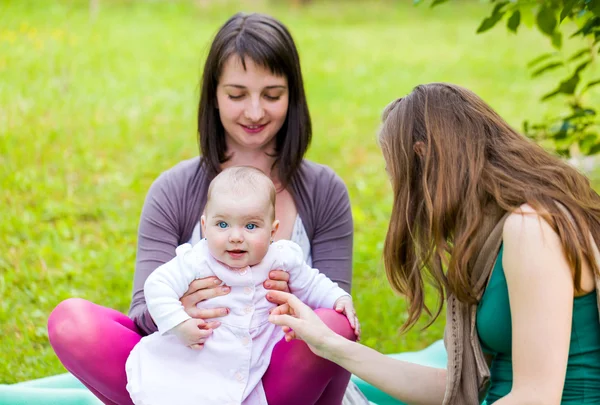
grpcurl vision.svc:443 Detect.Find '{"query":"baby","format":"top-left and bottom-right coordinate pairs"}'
top-left (125, 166), bottom-right (360, 405)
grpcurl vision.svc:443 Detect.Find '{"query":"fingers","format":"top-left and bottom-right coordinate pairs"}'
top-left (183, 277), bottom-right (223, 296)
top-left (283, 330), bottom-right (297, 342)
top-left (269, 303), bottom-right (291, 316)
top-left (194, 327), bottom-right (214, 339)
top-left (181, 284), bottom-right (231, 308)
top-left (189, 343), bottom-right (204, 350)
top-left (268, 270), bottom-right (290, 283)
top-left (265, 270), bottom-right (290, 293)
top-left (269, 313), bottom-right (302, 331)
top-left (204, 321), bottom-right (222, 330)
top-left (264, 280), bottom-right (289, 293)
top-left (265, 290), bottom-right (299, 307)
top-left (188, 307), bottom-right (230, 320)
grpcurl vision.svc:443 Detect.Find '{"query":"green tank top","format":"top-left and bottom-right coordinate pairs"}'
top-left (476, 245), bottom-right (600, 404)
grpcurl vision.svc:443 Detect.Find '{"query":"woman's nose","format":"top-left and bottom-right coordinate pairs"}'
top-left (244, 98), bottom-right (265, 122)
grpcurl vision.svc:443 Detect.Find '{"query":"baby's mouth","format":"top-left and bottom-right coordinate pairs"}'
top-left (227, 249), bottom-right (247, 257)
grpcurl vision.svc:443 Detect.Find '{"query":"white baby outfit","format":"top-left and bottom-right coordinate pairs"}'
top-left (125, 239), bottom-right (349, 405)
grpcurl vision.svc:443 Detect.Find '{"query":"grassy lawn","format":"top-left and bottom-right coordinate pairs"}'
top-left (1, 0), bottom-right (598, 383)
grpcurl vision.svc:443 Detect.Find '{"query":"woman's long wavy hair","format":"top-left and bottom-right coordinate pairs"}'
top-left (379, 83), bottom-right (600, 332)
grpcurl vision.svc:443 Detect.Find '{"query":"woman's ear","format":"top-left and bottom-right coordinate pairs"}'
top-left (414, 141), bottom-right (426, 157)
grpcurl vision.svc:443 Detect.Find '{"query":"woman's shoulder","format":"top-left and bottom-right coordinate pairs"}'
top-left (297, 160), bottom-right (348, 192)
top-left (150, 157), bottom-right (210, 193)
top-left (503, 204), bottom-right (554, 241)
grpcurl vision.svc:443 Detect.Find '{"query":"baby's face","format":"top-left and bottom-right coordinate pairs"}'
top-left (201, 192), bottom-right (277, 269)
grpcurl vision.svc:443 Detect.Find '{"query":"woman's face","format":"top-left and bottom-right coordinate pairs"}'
top-left (216, 55), bottom-right (289, 154)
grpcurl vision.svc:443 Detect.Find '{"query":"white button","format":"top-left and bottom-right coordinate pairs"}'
top-left (244, 305), bottom-right (253, 314)
top-left (235, 372), bottom-right (244, 382)
top-left (239, 268), bottom-right (248, 276)
top-left (277, 244), bottom-right (283, 250)
top-left (241, 336), bottom-right (250, 346)
top-left (243, 287), bottom-right (253, 295)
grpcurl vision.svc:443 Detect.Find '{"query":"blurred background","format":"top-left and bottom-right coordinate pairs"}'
top-left (1, 0), bottom-right (599, 383)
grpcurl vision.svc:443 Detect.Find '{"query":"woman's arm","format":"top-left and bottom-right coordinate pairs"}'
top-left (494, 207), bottom-right (573, 405)
top-left (308, 168), bottom-right (354, 292)
top-left (268, 290), bottom-right (447, 405)
top-left (129, 169), bottom-right (228, 334)
top-left (266, 166), bottom-right (352, 294)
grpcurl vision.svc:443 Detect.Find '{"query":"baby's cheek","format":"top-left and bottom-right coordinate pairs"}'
top-left (206, 237), bottom-right (225, 256)
top-left (252, 240), bottom-right (270, 258)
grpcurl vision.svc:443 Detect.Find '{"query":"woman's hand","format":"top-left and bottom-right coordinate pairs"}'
top-left (267, 290), bottom-right (342, 360)
top-left (264, 270), bottom-right (291, 297)
top-left (179, 276), bottom-right (230, 331)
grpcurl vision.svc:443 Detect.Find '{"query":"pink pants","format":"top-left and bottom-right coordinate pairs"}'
top-left (47, 298), bottom-right (355, 405)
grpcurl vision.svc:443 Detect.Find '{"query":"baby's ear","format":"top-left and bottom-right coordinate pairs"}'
top-left (271, 220), bottom-right (280, 240)
top-left (201, 215), bottom-right (207, 234)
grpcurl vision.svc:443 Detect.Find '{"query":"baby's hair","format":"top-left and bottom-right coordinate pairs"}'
top-left (206, 167), bottom-right (276, 218)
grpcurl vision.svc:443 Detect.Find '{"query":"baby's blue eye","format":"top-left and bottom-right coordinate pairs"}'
top-left (245, 223), bottom-right (257, 230)
top-left (218, 221), bottom-right (228, 229)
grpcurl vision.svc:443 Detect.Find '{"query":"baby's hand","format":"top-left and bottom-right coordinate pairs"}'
top-left (334, 295), bottom-right (361, 340)
top-left (171, 318), bottom-right (214, 350)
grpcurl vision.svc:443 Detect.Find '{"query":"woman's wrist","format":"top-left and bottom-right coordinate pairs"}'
top-left (321, 332), bottom-right (354, 364)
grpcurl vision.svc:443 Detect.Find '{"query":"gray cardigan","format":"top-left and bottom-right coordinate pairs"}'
top-left (129, 157), bottom-right (354, 334)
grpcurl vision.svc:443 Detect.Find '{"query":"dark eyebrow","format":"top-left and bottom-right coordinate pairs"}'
top-left (222, 84), bottom-right (287, 90)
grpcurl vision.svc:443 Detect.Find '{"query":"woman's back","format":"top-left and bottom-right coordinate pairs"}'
top-left (477, 246), bottom-right (600, 404)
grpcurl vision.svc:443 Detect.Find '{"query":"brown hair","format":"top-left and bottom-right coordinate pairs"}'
top-left (379, 82), bottom-right (600, 331)
top-left (206, 166), bottom-right (276, 220)
top-left (198, 12), bottom-right (311, 188)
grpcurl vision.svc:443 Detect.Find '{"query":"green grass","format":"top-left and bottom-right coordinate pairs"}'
top-left (1, 0), bottom-right (599, 384)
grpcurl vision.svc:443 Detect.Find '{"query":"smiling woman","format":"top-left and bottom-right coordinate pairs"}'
top-left (216, 57), bottom-right (290, 164)
top-left (47, 11), bottom-right (363, 405)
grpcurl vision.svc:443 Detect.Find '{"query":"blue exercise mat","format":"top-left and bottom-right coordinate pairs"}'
top-left (351, 340), bottom-right (447, 405)
top-left (0, 340), bottom-right (447, 405)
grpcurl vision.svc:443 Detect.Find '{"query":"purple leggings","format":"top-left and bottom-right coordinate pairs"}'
top-left (47, 298), bottom-right (355, 405)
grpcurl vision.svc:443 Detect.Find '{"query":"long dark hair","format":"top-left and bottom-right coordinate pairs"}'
top-left (198, 12), bottom-right (311, 188)
top-left (379, 82), bottom-right (600, 331)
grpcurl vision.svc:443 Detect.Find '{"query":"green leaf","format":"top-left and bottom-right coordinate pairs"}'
top-left (579, 133), bottom-right (599, 155)
top-left (552, 31), bottom-right (563, 48)
top-left (527, 52), bottom-right (557, 68)
top-left (532, 61), bottom-right (564, 77)
top-left (571, 16), bottom-right (600, 38)
top-left (476, 2), bottom-right (509, 33)
top-left (560, 0), bottom-right (579, 22)
top-left (560, 72), bottom-right (581, 94)
top-left (507, 10), bottom-right (521, 33)
top-left (584, 78), bottom-right (600, 91)
top-left (542, 72), bottom-right (581, 100)
top-left (569, 47), bottom-right (592, 61)
top-left (477, 15), bottom-right (505, 33)
top-left (431, 0), bottom-right (449, 7)
top-left (537, 5), bottom-right (558, 36)
top-left (588, 142), bottom-right (600, 156)
top-left (574, 59), bottom-right (591, 75)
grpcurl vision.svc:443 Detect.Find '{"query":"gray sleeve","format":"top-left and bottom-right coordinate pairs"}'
top-left (128, 160), bottom-right (206, 335)
top-left (311, 169), bottom-right (353, 293)
top-left (128, 171), bottom-right (182, 334)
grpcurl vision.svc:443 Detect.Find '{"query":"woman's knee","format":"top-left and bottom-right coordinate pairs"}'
top-left (48, 298), bottom-right (102, 356)
top-left (314, 308), bottom-right (357, 342)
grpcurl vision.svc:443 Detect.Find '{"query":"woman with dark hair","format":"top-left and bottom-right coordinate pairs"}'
top-left (269, 83), bottom-right (600, 404)
top-left (48, 13), bottom-right (365, 405)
